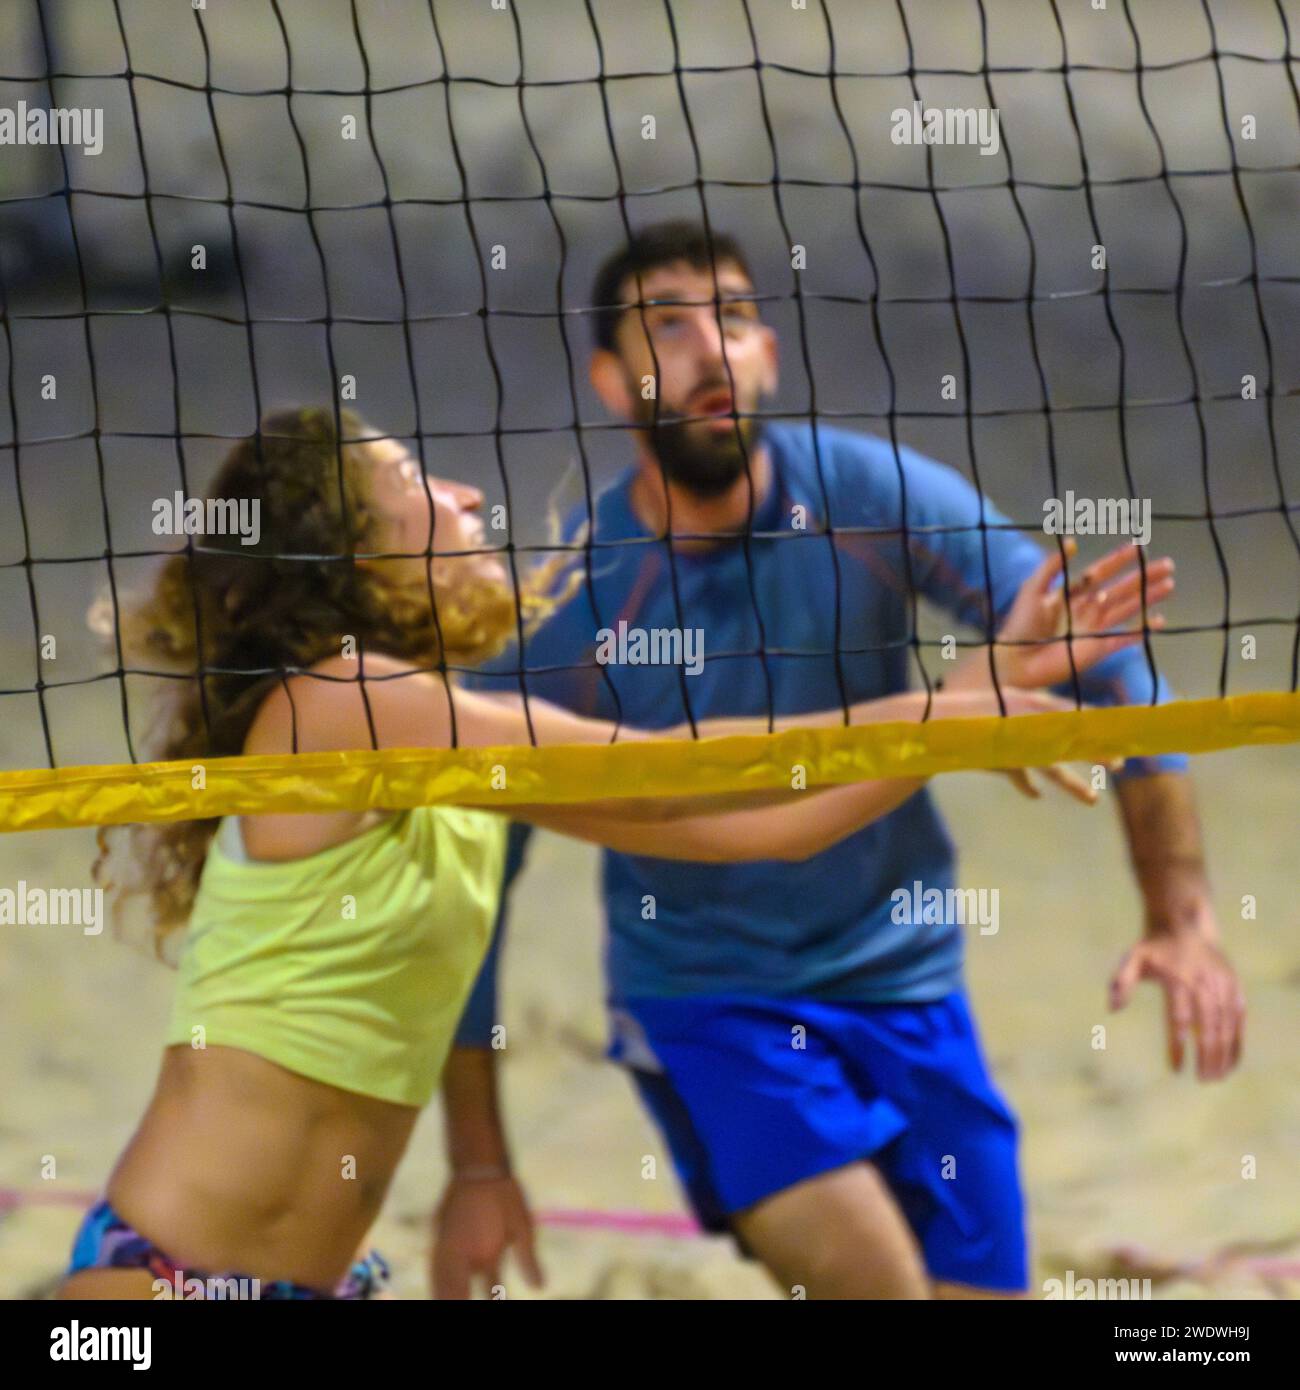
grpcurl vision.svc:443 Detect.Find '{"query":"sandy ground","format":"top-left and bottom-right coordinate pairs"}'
top-left (1, 741), bottom-right (1297, 1300)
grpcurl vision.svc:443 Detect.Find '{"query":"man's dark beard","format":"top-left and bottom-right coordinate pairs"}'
top-left (643, 412), bottom-right (761, 499)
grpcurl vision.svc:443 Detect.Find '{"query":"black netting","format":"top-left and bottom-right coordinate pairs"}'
top-left (0, 0), bottom-right (1297, 779)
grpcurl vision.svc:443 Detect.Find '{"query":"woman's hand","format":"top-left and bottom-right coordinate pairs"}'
top-left (934, 685), bottom-right (1121, 806)
top-left (993, 759), bottom-right (1122, 806)
top-left (431, 1172), bottom-right (543, 1300)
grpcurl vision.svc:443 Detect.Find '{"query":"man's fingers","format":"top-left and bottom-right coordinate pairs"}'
top-left (1074, 568), bottom-right (1175, 631)
top-left (1164, 982), bottom-right (1193, 1072)
top-left (1067, 542), bottom-right (1144, 596)
top-left (1090, 556), bottom-right (1174, 604)
top-left (1078, 564), bottom-right (1175, 619)
top-left (1030, 540), bottom-right (1075, 597)
top-left (1193, 976), bottom-right (1230, 1081)
top-left (1207, 973), bottom-right (1239, 1081)
top-left (1109, 946), bottom-right (1148, 1010)
top-left (1217, 974), bottom-right (1243, 1076)
top-left (1229, 983), bottom-right (1247, 1070)
top-left (1070, 560), bottom-right (1175, 628)
top-left (1189, 979), bottom-right (1215, 1080)
top-left (1211, 976), bottom-right (1237, 1080)
top-left (1104, 943), bottom-right (1243, 1082)
top-left (1087, 578), bottom-right (1175, 633)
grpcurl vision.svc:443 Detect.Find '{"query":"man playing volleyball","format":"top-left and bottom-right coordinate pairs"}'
top-left (435, 221), bottom-right (1245, 1300)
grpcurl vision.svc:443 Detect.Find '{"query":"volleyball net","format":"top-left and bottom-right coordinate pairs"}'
top-left (1, 0), bottom-right (1298, 834)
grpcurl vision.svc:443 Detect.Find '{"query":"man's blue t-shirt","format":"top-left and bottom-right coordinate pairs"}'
top-left (455, 423), bottom-right (1185, 1042)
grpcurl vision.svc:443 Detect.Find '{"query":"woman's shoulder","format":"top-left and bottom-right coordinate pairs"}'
top-left (244, 650), bottom-right (451, 755)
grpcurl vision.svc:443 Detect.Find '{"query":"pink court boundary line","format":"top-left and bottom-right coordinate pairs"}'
top-left (533, 1207), bottom-right (701, 1238)
top-left (0, 1186), bottom-right (703, 1240)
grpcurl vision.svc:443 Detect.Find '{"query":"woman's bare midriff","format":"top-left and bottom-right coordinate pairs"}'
top-left (104, 1044), bottom-right (419, 1291)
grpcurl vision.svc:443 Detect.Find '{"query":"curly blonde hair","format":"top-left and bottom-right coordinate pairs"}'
top-left (93, 406), bottom-right (577, 955)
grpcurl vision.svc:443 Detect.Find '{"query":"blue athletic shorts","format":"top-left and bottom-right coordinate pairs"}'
top-left (608, 990), bottom-right (1028, 1292)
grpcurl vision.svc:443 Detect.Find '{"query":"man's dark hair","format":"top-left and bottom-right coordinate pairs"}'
top-left (590, 220), bottom-right (754, 352)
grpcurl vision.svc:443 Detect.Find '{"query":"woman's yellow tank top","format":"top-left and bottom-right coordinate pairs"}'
top-left (165, 807), bottom-right (508, 1107)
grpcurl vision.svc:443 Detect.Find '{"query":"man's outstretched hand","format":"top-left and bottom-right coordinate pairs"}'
top-left (991, 539), bottom-right (1175, 690)
top-left (1109, 918), bottom-right (1245, 1081)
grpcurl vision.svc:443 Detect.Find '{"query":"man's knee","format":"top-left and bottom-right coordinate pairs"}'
top-left (732, 1160), bottom-right (931, 1300)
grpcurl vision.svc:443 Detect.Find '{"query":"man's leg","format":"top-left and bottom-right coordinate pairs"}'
top-left (837, 991), bottom-right (1031, 1298)
top-left (932, 1280), bottom-right (1025, 1300)
top-left (617, 994), bottom-right (1027, 1298)
top-left (731, 1160), bottom-right (931, 1300)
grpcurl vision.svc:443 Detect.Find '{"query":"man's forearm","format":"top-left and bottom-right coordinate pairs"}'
top-left (1115, 772), bottom-right (1215, 938)
top-left (441, 1045), bottom-right (512, 1173)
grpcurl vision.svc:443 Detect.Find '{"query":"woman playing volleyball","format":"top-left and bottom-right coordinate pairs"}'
top-left (61, 407), bottom-right (1169, 1299)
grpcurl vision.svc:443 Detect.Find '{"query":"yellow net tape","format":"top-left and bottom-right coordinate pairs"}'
top-left (1, 692), bottom-right (1297, 834)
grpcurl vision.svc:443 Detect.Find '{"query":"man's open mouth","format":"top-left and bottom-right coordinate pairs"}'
top-left (689, 388), bottom-right (735, 417)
